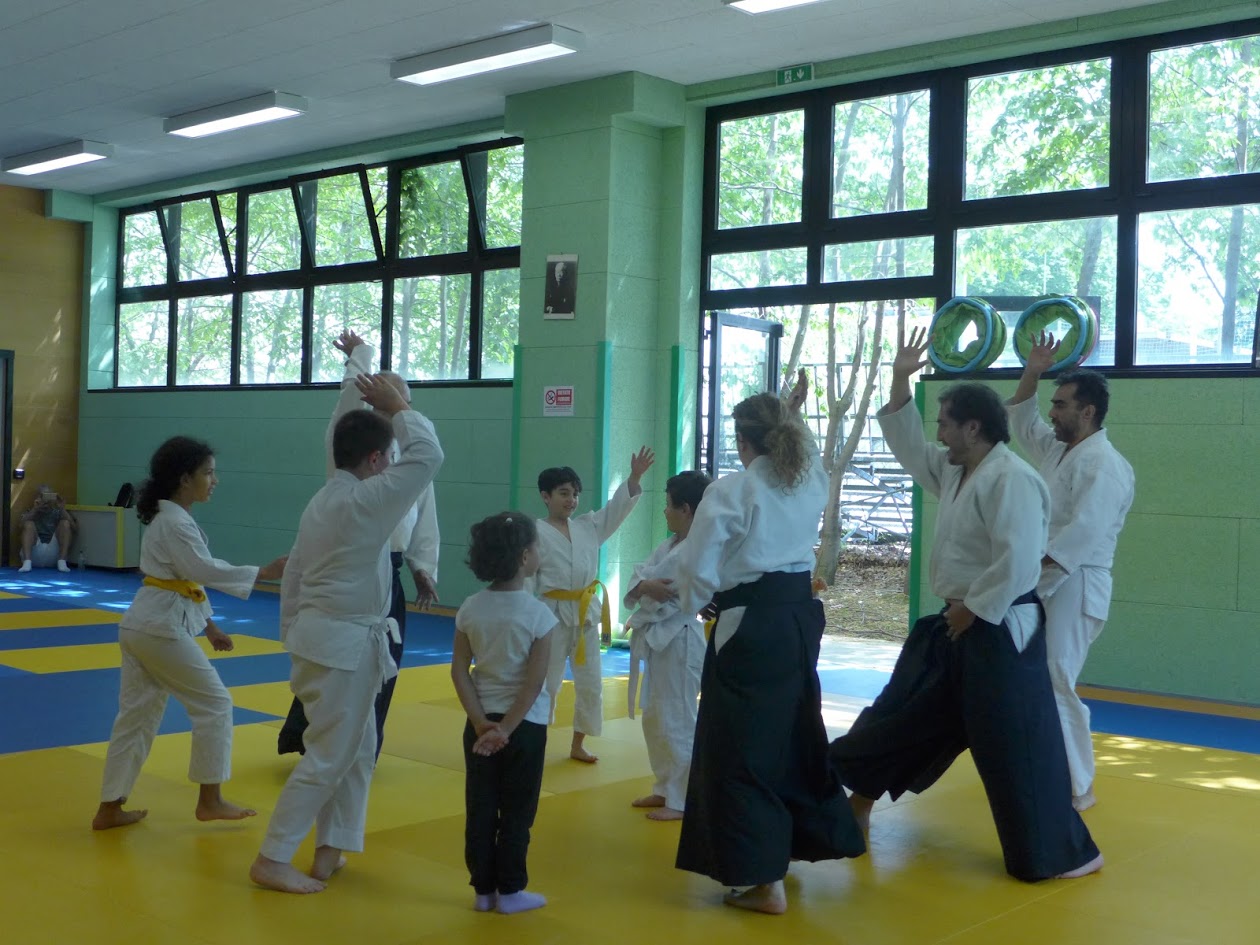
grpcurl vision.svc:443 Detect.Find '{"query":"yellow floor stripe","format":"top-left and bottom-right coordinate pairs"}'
top-left (0, 608), bottom-right (122, 630)
top-left (0, 591), bottom-right (25, 600)
top-left (1079, 684), bottom-right (1260, 721)
top-left (0, 634), bottom-right (283, 673)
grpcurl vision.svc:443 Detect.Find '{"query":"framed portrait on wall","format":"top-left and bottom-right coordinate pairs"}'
top-left (544, 254), bottom-right (578, 320)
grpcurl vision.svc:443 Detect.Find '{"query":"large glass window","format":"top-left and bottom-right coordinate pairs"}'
top-left (966, 59), bottom-right (1111, 200)
top-left (833, 91), bottom-right (930, 218)
top-left (704, 23), bottom-right (1260, 373)
top-left (115, 141), bottom-right (522, 388)
top-left (717, 109), bottom-right (805, 229)
top-left (1149, 33), bottom-right (1260, 183)
top-left (1136, 204), bottom-right (1260, 364)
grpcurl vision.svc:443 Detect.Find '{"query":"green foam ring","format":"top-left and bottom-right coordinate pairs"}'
top-left (928, 297), bottom-right (1001, 374)
top-left (1014, 296), bottom-right (1096, 369)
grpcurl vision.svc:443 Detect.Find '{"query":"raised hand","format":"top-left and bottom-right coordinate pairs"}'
top-left (332, 329), bottom-right (364, 356)
top-left (892, 326), bottom-right (932, 379)
top-left (785, 368), bottom-right (809, 411)
top-left (355, 373), bottom-right (409, 416)
top-left (1024, 330), bottom-right (1062, 375)
top-left (628, 446), bottom-right (656, 485)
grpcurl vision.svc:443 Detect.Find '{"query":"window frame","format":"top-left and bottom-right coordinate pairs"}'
top-left (113, 138), bottom-right (523, 390)
top-left (701, 18), bottom-right (1260, 377)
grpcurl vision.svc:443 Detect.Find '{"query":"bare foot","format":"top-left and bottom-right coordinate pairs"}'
top-left (1072, 790), bottom-right (1096, 812)
top-left (249, 855), bottom-right (327, 894)
top-left (724, 881), bottom-right (787, 915)
top-left (570, 747), bottom-right (599, 763)
top-left (1056, 852), bottom-right (1104, 879)
top-left (195, 798), bottom-right (257, 822)
top-left (311, 846), bottom-right (347, 881)
top-left (92, 801), bottom-right (147, 831)
top-left (646, 807), bottom-right (684, 821)
top-left (632, 794), bottom-right (666, 808)
top-left (849, 792), bottom-right (874, 835)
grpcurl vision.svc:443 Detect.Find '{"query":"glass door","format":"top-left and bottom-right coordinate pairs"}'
top-left (698, 312), bottom-right (783, 478)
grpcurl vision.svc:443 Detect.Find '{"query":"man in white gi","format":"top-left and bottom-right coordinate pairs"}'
top-left (250, 373), bottom-right (443, 894)
top-left (1007, 333), bottom-right (1135, 812)
top-left (830, 327), bottom-right (1101, 882)
top-left (277, 330), bottom-right (440, 759)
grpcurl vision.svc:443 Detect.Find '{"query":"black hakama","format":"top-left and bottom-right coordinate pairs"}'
top-left (829, 596), bottom-right (1100, 881)
top-left (676, 571), bottom-right (866, 887)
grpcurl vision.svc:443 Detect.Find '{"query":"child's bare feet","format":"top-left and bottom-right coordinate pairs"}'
top-left (195, 784), bottom-right (256, 822)
top-left (311, 845), bottom-right (347, 881)
top-left (724, 881), bottom-right (787, 915)
top-left (92, 800), bottom-right (147, 831)
top-left (249, 855), bottom-right (327, 894)
top-left (646, 807), bottom-right (684, 821)
top-left (632, 794), bottom-right (666, 808)
top-left (570, 733), bottom-right (598, 763)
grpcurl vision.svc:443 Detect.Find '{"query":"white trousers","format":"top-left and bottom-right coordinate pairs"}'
top-left (260, 634), bottom-right (386, 863)
top-left (545, 621), bottom-right (603, 737)
top-left (1043, 569), bottom-right (1107, 798)
top-left (640, 630), bottom-right (703, 811)
top-left (99, 627), bottom-right (233, 802)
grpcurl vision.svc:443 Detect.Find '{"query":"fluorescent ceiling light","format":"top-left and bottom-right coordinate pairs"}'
top-left (392, 24), bottom-right (582, 86)
top-left (164, 91), bottom-right (307, 138)
top-left (2, 139), bottom-right (113, 175)
top-left (724, 0), bottom-right (833, 12)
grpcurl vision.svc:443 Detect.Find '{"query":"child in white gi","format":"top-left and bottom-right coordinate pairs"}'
top-left (625, 470), bottom-right (712, 821)
top-left (534, 446), bottom-right (654, 763)
top-left (249, 375), bottom-right (443, 894)
top-left (92, 436), bottom-right (286, 830)
top-left (452, 513), bottom-right (556, 914)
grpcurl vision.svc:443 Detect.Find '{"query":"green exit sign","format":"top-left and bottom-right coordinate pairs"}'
top-left (776, 64), bottom-right (814, 87)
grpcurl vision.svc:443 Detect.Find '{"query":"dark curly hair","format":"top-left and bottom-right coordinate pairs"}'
top-left (136, 436), bottom-right (214, 525)
top-left (467, 512), bottom-right (538, 584)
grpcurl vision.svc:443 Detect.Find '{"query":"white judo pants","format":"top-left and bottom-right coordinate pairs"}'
top-left (99, 627), bottom-right (234, 802)
top-left (260, 633), bottom-right (388, 863)
top-left (1043, 569), bottom-right (1106, 798)
top-left (545, 621), bottom-right (603, 737)
top-left (640, 630), bottom-right (703, 811)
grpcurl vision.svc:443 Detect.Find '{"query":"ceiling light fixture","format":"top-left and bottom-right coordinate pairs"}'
top-left (391, 24), bottom-right (583, 86)
top-left (2, 139), bottom-right (113, 175)
top-left (163, 91), bottom-right (308, 138)
top-left (723, 0), bottom-right (833, 13)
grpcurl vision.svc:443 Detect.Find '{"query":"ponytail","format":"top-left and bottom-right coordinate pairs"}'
top-left (732, 393), bottom-right (812, 488)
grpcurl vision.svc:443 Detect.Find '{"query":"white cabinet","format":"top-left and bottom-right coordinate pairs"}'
top-left (66, 505), bottom-right (141, 569)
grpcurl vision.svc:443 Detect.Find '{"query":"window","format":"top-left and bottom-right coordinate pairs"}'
top-left (1149, 33), bottom-right (1260, 183)
top-left (717, 109), bottom-right (805, 229)
top-left (966, 59), bottom-right (1111, 200)
top-left (704, 20), bottom-right (1260, 373)
top-left (114, 140), bottom-right (522, 388)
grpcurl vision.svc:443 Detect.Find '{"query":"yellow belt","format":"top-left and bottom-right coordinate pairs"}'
top-left (544, 580), bottom-right (610, 666)
top-left (142, 576), bottom-right (207, 603)
top-left (703, 617), bottom-right (716, 641)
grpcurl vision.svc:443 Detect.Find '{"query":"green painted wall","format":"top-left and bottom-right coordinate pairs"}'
top-left (911, 376), bottom-right (1260, 705)
top-left (78, 384), bottom-right (511, 606)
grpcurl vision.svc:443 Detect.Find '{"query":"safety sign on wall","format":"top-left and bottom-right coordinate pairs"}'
top-left (543, 385), bottom-right (574, 417)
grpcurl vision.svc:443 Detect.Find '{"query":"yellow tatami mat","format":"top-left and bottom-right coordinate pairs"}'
top-left (0, 633), bottom-right (283, 674)
top-left (2, 672), bottom-right (1259, 945)
top-left (0, 607), bottom-right (123, 630)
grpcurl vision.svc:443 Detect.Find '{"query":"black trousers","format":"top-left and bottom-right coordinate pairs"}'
top-left (829, 602), bottom-right (1100, 881)
top-left (278, 553), bottom-right (407, 759)
top-left (464, 715), bottom-right (547, 896)
top-left (675, 571), bottom-right (865, 887)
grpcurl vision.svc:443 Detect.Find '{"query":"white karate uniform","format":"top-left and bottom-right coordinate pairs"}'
top-left (625, 536), bottom-right (705, 811)
top-left (99, 500), bottom-right (259, 801)
top-left (259, 409), bottom-right (443, 863)
top-left (674, 442), bottom-right (827, 653)
top-left (329, 343), bottom-right (439, 580)
top-left (1008, 397), bottom-right (1135, 796)
top-left (878, 399), bottom-right (1048, 650)
top-left (533, 482), bottom-right (640, 737)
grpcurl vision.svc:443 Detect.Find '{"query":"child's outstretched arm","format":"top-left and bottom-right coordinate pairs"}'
top-left (590, 446), bottom-right (655, 543)
top-left (450, 632), bottom-right (494, 737)
top-left (472, 632), bottom-right (553, 755)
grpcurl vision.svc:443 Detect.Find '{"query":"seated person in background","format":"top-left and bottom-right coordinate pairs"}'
top-left (19, 486), bottom-right (76, 573)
